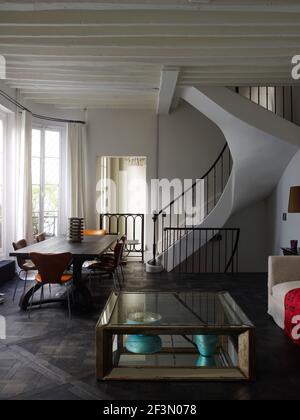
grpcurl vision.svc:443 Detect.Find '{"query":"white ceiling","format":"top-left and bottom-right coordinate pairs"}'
top-left (0, 0), bottom-right (299, 111)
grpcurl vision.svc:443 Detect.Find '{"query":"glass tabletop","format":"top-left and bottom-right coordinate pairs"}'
top-left (103, 292), bottom-right (253, 327)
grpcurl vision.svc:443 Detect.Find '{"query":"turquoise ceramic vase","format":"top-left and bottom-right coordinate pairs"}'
top-left (196, 356), bottom-right (216, 367)
top-left (194, 335), bottom-right (218, 357)
top-left (125, 312), bottom-right (162, 354)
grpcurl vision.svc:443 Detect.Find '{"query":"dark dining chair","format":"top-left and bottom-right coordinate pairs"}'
top-left (82, 229), bottom-right (108, 271)
top-left (36, 232), bottom-right (46, 243)
top-left (12, 239), bottom-right (36, 302)
top-left (98, 236), bottom-right (127, 281)
top-left (29, 252), bottom-right (73, 319)
top-left (85, 240), bottom-right (125, 289)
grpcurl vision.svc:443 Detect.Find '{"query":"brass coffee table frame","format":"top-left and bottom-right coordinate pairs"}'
top-left (96, 292), bottom-right (255, 381)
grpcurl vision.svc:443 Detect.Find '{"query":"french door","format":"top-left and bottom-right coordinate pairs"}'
top-left (0, 111), bottom-right (6, 253)
top-left (32, 126), bottom-right (64, 237)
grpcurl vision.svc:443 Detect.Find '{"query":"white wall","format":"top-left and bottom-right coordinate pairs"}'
top-left (85, 102), bottom-right (226, 241)
top-left (225, 199), bottom-right (269, 272)
top-left (158, 102), bottom-right (225, 180)
top-left (268, 149), bottom-right (300, 256)
top-left (267, 87), bottom-right (300, 257)
top-left (86, 108), bottom-right (158, 232)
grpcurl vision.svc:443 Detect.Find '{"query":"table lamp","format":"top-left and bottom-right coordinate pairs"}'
top-left (288, 186), bottom-right (300, 213)
top-left (288, 186), bottom-right (300, 254)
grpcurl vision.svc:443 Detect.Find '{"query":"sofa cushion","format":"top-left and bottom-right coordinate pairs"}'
top-left (272, 281), bottom-right (300, 301)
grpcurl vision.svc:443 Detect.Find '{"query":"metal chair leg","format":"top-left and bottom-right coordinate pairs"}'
top-left (13, 270), bottom-right (24, 302)
top-left (71, 282), bottom-right (75, 305)
top-left (39, 285), bottom-right (44, 307)
top-left (23, 271), bottom-right (28, 293)
top-left (112, 273), bottom-right (116, 290)
top-left (120, 265), bottom-right (125, 283)
top-left (114, 271), bottom-right (121, 290)
top-left (66, 284), bottom-right (71, 320)
top-left (28, 283), bottom-right (37, 319)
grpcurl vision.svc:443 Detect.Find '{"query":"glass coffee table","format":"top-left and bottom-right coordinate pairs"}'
top-left (96, 291), bottom-right (255, 381)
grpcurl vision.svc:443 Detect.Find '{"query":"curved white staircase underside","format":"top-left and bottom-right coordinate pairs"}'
top-left (161, 86), bottom-right (300, 271)
top-left (179, 86), bottom-right (300, 214)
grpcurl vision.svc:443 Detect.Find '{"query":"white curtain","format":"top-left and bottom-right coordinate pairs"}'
top-left (96, 156), bottom-right (146, 237)
top-left (97, 156), bottom-right (147, 214)
top-left (67, 123), bottom-right (87, 219)
top-left (15, 111), bottom-right (33, 244)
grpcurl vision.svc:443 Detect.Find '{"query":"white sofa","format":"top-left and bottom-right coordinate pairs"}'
top-left (268, 256), bottom-right (300, 329)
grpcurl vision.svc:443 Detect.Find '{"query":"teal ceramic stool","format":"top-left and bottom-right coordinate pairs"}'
top-left (126, 312), bottom-right (162, 354)
top-left (195, 335), bottom-right (218, 357)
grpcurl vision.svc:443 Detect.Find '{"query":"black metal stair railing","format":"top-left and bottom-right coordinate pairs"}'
top-left (163, 227), bottom-right (240, 274)
top-left (150, 143), bottom-right (232, 267)
top-left (236, 86), bottom-right (296, 125)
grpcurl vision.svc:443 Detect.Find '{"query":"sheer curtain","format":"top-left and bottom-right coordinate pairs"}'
top-left (97, 157), bottom-right (146, 214)
top-left (67, 123), bottom-right (88, 219)
top-left (15, 110), bottom-right (33, 244)
top-left (97, 156), bottom-right (147, 237)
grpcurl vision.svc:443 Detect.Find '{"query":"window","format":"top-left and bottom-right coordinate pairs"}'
top-left (32, 126), bottom-right (63, 237)
top-left (0, 112), bottom-right (5, 253)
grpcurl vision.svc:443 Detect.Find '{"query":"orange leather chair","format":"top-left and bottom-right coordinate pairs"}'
top-left (83, 229), bottom-right (107, 236)
top-left (29, 252), bottom-right (73, 319)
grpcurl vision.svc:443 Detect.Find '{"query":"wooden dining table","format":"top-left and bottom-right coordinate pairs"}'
top-left (9, 234), bottom-right (119, 311)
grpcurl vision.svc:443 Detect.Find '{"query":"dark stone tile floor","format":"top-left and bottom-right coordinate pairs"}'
top-left (0, 263), bottom-right (299, 400)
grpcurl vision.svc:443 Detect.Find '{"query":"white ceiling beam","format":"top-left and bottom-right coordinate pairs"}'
top-left (1, 10), bottom-right (300, 26)
top-left (7, 80), bottom-right (157, 88)
top-left (1, 25), bottom-right (300, 38)
top-left (1, 3), bottom-right (299, 109)
top-left (5, 56), bottom-right (293, 66)
top-left (8, 83), bottom-right (158, 93)
top-left (179, 74), bottom-right (292, 80)
top-left (6, 63), bottom-right (157, 72)
top-left (6, 65), bottom-right (293, 75)
top-left (30, 99), bottom-right (156, 105)
top-left (156, 67), bottom-right (179, 115)
top-left (6, 74), bottom-right (159, 84)
top-left (2, 36), bottom-right (300, 49)
top-left (1, 1), bottom-right (300, 13)
top-left (1, 45), bottom-right (299, 57)
top-left (55, 105), bottom-right (155, 110)
top-left (179, 79), bottom-right (299, 86)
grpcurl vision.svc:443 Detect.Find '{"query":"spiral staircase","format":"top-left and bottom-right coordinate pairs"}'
top-left (149, 86), bottom-right (300, 273)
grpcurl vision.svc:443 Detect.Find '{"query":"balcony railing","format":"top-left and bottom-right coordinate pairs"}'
top-left (32, 212), bottom-right (58, 237)
top-left (100, 213), bottom-right (145, 261)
